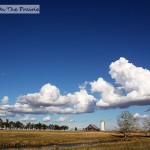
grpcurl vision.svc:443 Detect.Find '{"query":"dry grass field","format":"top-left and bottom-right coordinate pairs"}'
top-left (0, 130), bottom-right (150, 149)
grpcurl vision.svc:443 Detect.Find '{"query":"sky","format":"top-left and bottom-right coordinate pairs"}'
top-left (0, 0), bottom-right (150, 130)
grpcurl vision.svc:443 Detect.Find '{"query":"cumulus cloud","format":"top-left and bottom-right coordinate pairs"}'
top-left (1, 57), bottom-right (150, 117)
top-left (65, 90), bottom-right (96, 113)
top-left (43, 116), bottom-right (51, 122)
top-left (17, 84), bottom-right (69, 107)
top-left (55, 115), bottom-right (69, 123)
top-left (16, 84), bottom-right (96, 114)
top-left (133, 113), bottom-right (149, 119)
top-left (0, 110), bottom-right (16, 117)
top-left (1, 96), bottom-right (9, 105)
top-left (91, 57), bottom-right (150, 109)
top-left (0, 102), bottom-right (73, 115)
top-left (20, 116), bottom-right (36, 122)
top-left (0, 84), bottom-right (96, 116)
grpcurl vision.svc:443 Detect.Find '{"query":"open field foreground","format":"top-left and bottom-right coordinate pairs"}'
top-left (0, 130), bottom-right (150, 150)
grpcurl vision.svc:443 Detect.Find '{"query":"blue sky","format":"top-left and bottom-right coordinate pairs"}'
top-left (0, 0), bottom-right (150, 130)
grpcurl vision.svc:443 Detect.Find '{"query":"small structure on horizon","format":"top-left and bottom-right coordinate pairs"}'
top-left (100, 121), bottom-right (105, 131)
top-left (85, 124), bottom-right (99, 131)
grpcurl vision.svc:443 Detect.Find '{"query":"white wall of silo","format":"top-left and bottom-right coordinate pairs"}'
top-left (100, 121), bottom-right (105, 131)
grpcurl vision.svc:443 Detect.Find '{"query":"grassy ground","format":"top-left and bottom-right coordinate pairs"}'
top-left (0, 130), bottom-right (150, 149)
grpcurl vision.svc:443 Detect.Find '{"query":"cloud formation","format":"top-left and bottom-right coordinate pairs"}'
top-left (17, 84), bottom-right (68, 107)
top-left (91, 57), bottom-right (150, 109)
top-left (0, 110), bottom-right (15, 117)
top-left (0, 84), bottom-right (96, 116)
top-left (43, 116), bottom-right (51, 122)
top-left (20, 116), bottom-right (36, 122)
top-left (0, 57), bottom-right (150, 117)
top-left (55, 115), bottom-right (69, 123)
top-left (1, 96), bottom-right (9, 105)
top-left (133, 113), bottom-right (149, 119)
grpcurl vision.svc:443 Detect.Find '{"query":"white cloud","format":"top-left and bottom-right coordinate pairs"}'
top-left (16, 84), bottom-right (96, 113)
top-left (55, 115), bottom-right (69, 123)
top-left (133, 113), bottom-right (149, 119)
top-left (65, 90), bottom-right (96, 113)
top-left (90, 57), bottom-right (150, 109)
top-left (17, 83), bottom-right (69, 106)
top-left (0, 110), bottom-right (15, 117)
top-left (43, 116), bottom-right (51, 122)
top-left (1, 96), bottom-right (9, 105)
top-left (79, 81), bottom-right (88, 90)
top-left (20, 116), bottom-right (36, 122)
top-left (91, 78), bottom-right (119, 107)
top-left (1, 57), bottom-right (150, 117)
top-left (0, 85), bottom-right (95, 116)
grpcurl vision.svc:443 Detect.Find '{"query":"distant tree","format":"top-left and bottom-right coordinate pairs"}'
top-left (0, 118), bottom-right (70, 131)
top-left (34, 123), bottom-right (44, 130)
top-left (54, 124), bottom-right (60, 130)
top-left (143, 116), bottom-right (150, 137)
top-left (31, 123), bottom-right (35, 130)
top-left (34, 123), bottom-right (39, 130)
top-left (49, 124), bottom-right (54, 130)
top-left (38, 123), bottom-right (42, 130)
top-left (117, 111), bottom-right (139, 138)
top-left (61, 125), bottom-right (68, 130)
top-left (25, 122), bottom-right (29, 130)
top-left (15, 121), bottom-right (24, 129)
top-left (64, 125), bottom-right (69, 130)
top-left (42, 124), bottom-right (48, 130)
top-left (9, 121), bottom-right (15, 130)
top-left (0, 118), bottom-right (3, 129)
top-left (75, 127), bottom-right (77, 131)
top-left (5, 119), bottom-right (9, 129)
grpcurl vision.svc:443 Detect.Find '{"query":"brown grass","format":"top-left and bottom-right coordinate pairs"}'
top-left (0, 130), bottom-right (150, 149)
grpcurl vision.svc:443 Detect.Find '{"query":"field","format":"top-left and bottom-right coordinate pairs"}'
top-left (0, 130), bottom-right (150, 150)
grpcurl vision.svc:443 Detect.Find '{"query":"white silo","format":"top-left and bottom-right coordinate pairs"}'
top-left (100, 121), bottom-right (105, 131)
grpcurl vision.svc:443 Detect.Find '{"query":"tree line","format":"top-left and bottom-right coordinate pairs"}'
top-left (1, 111), bottom-right (150, 136)
top-left (0, 118), bottom-right (69, 130)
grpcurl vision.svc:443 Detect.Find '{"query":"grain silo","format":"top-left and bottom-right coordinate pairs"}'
top-left (100, 121), bottom-right (105, 131)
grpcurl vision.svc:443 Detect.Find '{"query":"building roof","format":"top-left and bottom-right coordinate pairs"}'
top-left (89, 124), bottom-right (99, 129)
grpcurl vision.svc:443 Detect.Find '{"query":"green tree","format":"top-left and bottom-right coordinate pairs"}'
top-left (117, 111), bottom-right (138, 138)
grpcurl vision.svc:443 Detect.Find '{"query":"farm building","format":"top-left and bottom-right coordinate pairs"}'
top-left (85, 124), bottom-right (99, 131)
